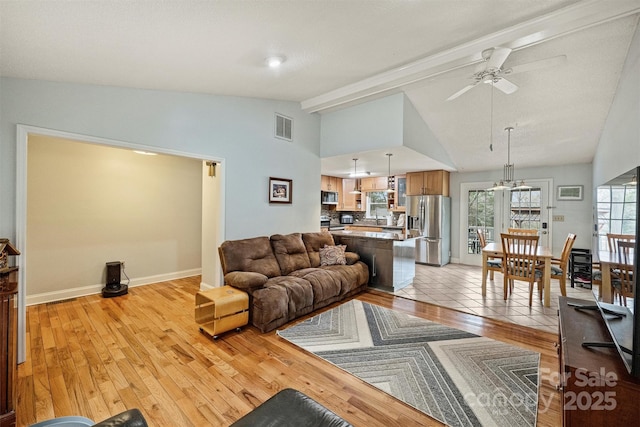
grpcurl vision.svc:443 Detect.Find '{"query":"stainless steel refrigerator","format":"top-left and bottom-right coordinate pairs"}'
top-left (406, 195), bottom-right (450, 266)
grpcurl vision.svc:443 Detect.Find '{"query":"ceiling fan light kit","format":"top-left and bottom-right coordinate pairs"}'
top-left (446, 46), bottom-right (566, 101)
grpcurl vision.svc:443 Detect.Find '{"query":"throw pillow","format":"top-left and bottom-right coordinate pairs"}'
top-left (319, 244), bottom-right (346, 266)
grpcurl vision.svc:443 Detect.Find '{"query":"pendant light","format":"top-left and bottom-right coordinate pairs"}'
top-left (385, 153), bottom-right (394, 192)
top-left (349, 159), bottom-right (362, 194)
top-left (488, 126), bottom-right (530, 191)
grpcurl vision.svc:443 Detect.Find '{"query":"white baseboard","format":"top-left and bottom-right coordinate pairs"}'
top-left (199, 281), bottom-right (218, 291)
top-left (26, 268), bottom-right (202, 306)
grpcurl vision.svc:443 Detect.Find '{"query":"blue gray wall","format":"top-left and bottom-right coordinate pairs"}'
top-left (0, 78), bottom-right (322, 242)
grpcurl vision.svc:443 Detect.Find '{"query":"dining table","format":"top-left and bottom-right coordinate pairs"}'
top-left (596, 248), bottom-right (635, 304)
top-left (482, 241), bottom-right (554, 307)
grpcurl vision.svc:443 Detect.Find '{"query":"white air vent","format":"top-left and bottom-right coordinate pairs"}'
top-left (275, 113), bottom-right (292, 141)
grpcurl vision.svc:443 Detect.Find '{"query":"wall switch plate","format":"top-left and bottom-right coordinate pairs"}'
top-left (553, 215), bottom-right (565, 222)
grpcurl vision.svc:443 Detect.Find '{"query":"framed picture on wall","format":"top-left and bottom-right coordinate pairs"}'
top-left (269, 177), bottom-right (292, 204)
top-left (557, 185), bottom-right (583, 201)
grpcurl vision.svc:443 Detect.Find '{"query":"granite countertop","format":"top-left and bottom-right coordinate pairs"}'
top-left (330, 229), bottom-right (413, 241)
top-left (347, 222), bottom-right (405, 230)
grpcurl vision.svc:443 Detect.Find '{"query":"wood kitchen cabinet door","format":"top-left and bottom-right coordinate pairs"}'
top-left (406, 171), bottom-right (449, 196)
top-left (321, 175), bottom-right (339, 192)
top-left (424, 170), bottom-right (449, 196)
top-left (406, 172), bottom-right (425, 196)
top-left (360, 176), bottom-right (387, 191)
top-left (339, 178), bottom-right (359, 211)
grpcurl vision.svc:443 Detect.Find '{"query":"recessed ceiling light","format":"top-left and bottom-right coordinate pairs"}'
top-left (266, 55), bottom-right (286, 68)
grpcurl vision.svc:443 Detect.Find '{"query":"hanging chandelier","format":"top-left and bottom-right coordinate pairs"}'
top-left (488, 127), bottom-right (530, 191)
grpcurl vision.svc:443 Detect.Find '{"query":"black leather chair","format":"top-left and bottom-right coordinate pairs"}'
top-left (30, 409), bottom-right (147, 427)
top-left (230, 388), bottom-right (352, 427)
top-left (92, 409), bottom-right (147, 427)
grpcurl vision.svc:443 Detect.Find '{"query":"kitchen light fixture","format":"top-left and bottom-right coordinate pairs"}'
top-left (266, 55), bottom-right (286, 68)
top-left (385, 153), bottom-right (394, 192)
top-left (488, 126), bottom-right (530, 191)
top-left (133, 150), bottom-right (157, 156)
top-left (625, 175), bottom-right (638, 186)
top-left (349, 159), bottom-right (362, 194)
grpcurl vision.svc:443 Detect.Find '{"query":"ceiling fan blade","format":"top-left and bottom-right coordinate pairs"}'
top-left (488, 77), bottom-right (519, 94)
top-left (446, 82), bottom-right (479, 101)
top-left (486, 47), bottom-right (512, 70)
top-left (506, 55), bottom-right (567, 75)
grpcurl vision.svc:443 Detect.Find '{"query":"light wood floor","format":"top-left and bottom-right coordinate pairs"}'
top-left (17, 276), bottom-right (561, 426)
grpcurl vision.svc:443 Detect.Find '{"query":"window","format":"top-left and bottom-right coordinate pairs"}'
top-left (467, 190), bottom-right (495, 254)
top-left (597, 185), bottom-right (637, 250)
top-left (510, 188), bottom-right (541, 230)
top-left (366, 191), bottom-right (388, 218)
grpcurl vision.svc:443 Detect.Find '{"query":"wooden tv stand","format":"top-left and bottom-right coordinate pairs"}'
top-left (558, 296), bottom-right (640, 425)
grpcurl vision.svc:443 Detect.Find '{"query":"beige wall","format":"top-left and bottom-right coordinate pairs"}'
top-left (27, 135), bottom-right (202, 299)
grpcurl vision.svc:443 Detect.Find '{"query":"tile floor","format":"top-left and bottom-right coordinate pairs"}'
top-left (393, 263), bottom-right (598, 333)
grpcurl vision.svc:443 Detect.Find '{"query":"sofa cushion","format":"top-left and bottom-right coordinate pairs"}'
top-left (302, 232), bottom-right (336, 267)
top-left (289, 268), bottom-right (342, 305)
top-left (219, 236), bottom-right (281, 278)
top-left (266, 276), bottom-right (314, 319)
top-left (344, 252), bottom-right (360, 265)
top-left (270, 233), bottom-right (312, 275)
top-left (321, 262), bottom-right (369, 295)
top-left (224, 271), bottom-right (268, 290)
top-left (320, 244), bottom-right (347, 266)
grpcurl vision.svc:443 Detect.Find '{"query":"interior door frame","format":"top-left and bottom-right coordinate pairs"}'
top-left (15, 124), bottom-right (225, 363)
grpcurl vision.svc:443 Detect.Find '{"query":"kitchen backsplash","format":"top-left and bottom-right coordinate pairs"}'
top-left (321, 209), bottom-right (401, 223)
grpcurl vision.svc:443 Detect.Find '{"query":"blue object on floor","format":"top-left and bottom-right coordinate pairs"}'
top-left (29, 416), bottom-right (95, 427)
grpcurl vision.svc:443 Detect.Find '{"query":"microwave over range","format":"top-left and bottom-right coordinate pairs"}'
top-left (321, 191), bottom-right (338, 205)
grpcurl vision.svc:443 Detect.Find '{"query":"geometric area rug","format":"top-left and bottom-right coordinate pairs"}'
top-left (277, 300), bottom-right (540, 427)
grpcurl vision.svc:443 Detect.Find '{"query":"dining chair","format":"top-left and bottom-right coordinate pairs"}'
top-left (507, 228), bottom-right (538, 235)
top-left (613, 240), bottom-right (634, 306)
top-left (478, 229), bottom-right (501, 281)
top-left (593, 234), bottom-right (635, 292)
top-left (547, 233), bottom-right (577, 297)
top-left (500, 233), bottom-right (542, 306)
top-left (607, 233), bottom-right (635, 252)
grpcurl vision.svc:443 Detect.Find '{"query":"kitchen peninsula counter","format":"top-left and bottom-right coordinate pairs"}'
top-left (330, 229), bottom-right (409, 241)
top-left (331, 230), bottom-right (416, 291)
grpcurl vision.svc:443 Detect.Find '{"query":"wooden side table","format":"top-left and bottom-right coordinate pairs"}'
top-left (195, 286), bottom-right (248, 339)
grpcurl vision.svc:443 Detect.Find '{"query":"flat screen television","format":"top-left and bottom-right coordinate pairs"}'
top-left (572, 166), bottom-right (639, 377)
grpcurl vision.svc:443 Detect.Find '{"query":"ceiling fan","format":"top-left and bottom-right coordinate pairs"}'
top-left (446, 47), bottom-right (566, 101)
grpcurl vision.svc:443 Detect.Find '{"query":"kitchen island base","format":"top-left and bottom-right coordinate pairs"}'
top-left (332, 231), bottom-right (415, 292)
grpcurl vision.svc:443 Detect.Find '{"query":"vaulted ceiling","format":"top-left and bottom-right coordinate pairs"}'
top-left (2, 0), bottom-right (639, 177)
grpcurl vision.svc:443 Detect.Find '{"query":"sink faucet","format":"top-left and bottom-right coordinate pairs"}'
top-left (375, 208), bottom-right (380, 225)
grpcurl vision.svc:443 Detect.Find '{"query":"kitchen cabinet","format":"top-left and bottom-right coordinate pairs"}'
top-left (360, 176), bottom-right (388, 192)
top-left (321, 175), bottom-right (340, 192)
top-left (387, 175), bottom-right (406, 211)
top-left (406, 170), bottom-right (450, 196)
top-left (338, 178), bottom-right (362, 211)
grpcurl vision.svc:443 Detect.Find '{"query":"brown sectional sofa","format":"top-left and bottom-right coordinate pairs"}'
top-left (218, 232), bottom-right (369, 333)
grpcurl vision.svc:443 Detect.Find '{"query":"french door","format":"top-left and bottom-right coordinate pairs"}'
top-left (460, 180), bottom-right (552, 266)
